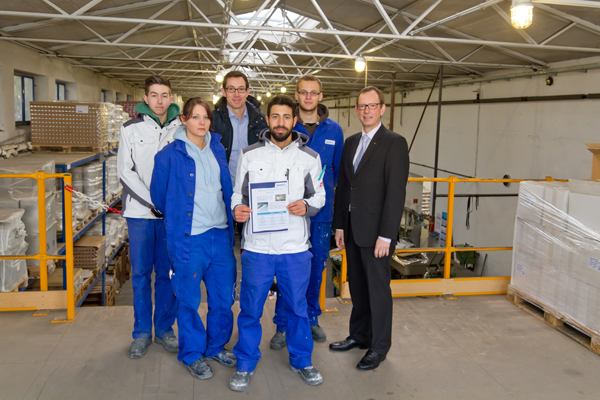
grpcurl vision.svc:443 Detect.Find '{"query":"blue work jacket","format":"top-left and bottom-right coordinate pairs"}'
top-left (150, 132), bottom-right (235, 264)
top-left (294, 118), bottom-right (344, 223)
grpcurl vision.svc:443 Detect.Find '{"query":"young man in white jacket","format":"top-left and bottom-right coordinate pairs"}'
top-left (117, 75), bottom-right (181, 359)
top-left (229, 95), bottom-right (326, 392)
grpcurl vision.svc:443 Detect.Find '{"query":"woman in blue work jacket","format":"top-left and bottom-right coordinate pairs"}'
top-left (150, 97), bottom-right (237, 380)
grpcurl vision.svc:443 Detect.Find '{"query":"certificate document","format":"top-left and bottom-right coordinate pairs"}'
top-left (249, 181), bottom-right (289, 234)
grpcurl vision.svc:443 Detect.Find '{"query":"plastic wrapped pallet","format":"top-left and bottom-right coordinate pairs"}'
top-left (106, 213), bottom-right (127, 242)
top-left (0, 209), bottom-right (29, 292)
top-left (0, 155), bottom-right (56, 194)
top-left (511, 180), bottom-right (600, 336)
top-left (30, 102), bottom-right (110, 152)
top-left (55, 189), bottom-right (92, 232)
top-left (19, 191), bottom-right (57, 234)
top-left (106, 155), bottom-right (121, 198)
top-left (25, 222), bottom-right (58, 271)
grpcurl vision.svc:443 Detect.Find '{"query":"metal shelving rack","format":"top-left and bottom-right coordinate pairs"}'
top-left (16, 151), bottom-right (127, 307)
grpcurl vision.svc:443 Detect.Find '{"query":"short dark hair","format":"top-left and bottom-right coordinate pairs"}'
top-left (296, 75), bottom-right (322, 92)
top-left (145, 75), bottom-right (171, 96)
top-left (267, 95), bottom-right (296, 119)
top-left (181, 97), bottom-right (213, 131)
top-left (223, 71), bottom-right (249, 89)
top-left (356, 86), bottom-right (384, 106)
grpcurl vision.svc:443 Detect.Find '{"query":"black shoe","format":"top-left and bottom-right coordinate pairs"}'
top-left (356, 350), bottom-right (386, 371)
top-left (329, 337), bottom-right (368, 352)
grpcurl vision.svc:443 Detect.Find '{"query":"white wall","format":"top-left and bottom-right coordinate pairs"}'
top-left (0, 40), bottom-right (140, 143)
top-left (322, 65), bottom-right (600, 277)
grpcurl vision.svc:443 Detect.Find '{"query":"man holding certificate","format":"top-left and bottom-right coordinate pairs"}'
top-left (229, 95), bottom-right (326, 392)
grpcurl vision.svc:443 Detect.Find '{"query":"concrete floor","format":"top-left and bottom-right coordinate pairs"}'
top-left (2, 294), bottom-right (600, 400)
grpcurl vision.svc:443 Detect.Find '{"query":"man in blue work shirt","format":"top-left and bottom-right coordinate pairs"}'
top-left (270, 75), bottom-right (344, 349)
top-left (212, 71), bottom-right (268, 187)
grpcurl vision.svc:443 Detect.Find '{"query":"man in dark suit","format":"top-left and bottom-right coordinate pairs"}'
top-left (329, 86), bottom-right (409, 371)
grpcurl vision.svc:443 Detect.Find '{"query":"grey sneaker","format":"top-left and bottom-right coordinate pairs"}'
top-left (155, 334), bottom-right (179, 353)
top-left (129, 338), bottom-right (152, 359)
top-left (270, 331), bottom-right (286, 350)
top-left (290, 365), bottom-right (323, 386)
top-left (210, 349), bottom-right (237, 368)
top-left (186, 359), bottom-right (213, 380)
top-left (311, 325), bottom-right (327, 342)
top-left (229, 370), bottom-right (255, 392)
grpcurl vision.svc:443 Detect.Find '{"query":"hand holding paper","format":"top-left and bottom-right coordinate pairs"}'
top-left (287, 200), bottom-right (307, 216)
top-left (235, 205), bottom-right (253, 223)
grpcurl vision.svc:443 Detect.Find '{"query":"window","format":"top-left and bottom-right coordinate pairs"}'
top-left (14, 74), bottom-right (34, 123)
top-left (56, 83), bottom-right (66, 100)
top-left (226, 9), bottom-right (319, 69)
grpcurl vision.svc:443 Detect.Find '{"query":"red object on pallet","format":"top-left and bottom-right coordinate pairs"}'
top-left (116, 102), bottom-right (139, 119)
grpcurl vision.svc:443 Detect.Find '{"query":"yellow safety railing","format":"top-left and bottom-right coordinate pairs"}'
top-left (0, 171), bottom-right (75, 322)
top-left (320, 176), bottom-right (566, 306)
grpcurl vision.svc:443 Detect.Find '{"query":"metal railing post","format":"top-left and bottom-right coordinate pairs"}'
top-left (37, 172), bottom-right (48, 291)
top-left (443, 176), bottom-right (456, 279)
top-left (64, 175), bottom-right (75, 320)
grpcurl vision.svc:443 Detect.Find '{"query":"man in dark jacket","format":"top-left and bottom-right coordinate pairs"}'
top-left (212, 71), bottom-right (268, 187)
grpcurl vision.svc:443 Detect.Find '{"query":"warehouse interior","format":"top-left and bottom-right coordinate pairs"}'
top-left (2, 0), bottom-right (600, 399)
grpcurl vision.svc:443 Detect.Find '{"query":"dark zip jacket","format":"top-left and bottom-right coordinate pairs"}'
top-left (212, 95), bottom-right (268, 162)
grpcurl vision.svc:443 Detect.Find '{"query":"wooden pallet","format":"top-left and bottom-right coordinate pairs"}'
top-left (32, 145), bottom-right (108, 154)
top-left (73, 210), bottom-right (100, 235)
top-left (9, 275), bottom-right (30, 292)
top-left (507, 287), bottom-right (600, 356)
top-left (75, 270), bottom-right (97, 304)
top-left (82, 287), bottom-right (115, 307)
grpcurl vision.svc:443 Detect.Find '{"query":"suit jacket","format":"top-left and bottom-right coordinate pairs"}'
top-left (333, 125), bottom-right (409, 248)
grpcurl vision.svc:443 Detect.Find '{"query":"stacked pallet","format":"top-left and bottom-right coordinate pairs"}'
top-left (73, 235), bottom-right (105, 272)
top-left (87, 275), bottom-right (116, 306)
top-left (30, 102), bottom-right (110, 153)
top-left (510, 178), bottom-right (600, 354)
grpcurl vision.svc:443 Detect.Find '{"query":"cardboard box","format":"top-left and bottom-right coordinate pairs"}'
top-left (587, 143), bottom-right (600, 181)
top-left (74, 235), bottom-right (105, 270)
top-left (565, 277), bottom-right (591, 326)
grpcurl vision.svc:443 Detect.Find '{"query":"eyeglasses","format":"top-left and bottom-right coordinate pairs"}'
top-left (225, 87), bottom-right (248, 93)
top-left (297, 90), bottom-right (321, 97)
top-left (356, 103), bottom-right (382, 111)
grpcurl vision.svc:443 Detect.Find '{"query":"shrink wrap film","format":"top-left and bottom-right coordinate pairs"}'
top-left (512, 181), bottom-right (600, 335)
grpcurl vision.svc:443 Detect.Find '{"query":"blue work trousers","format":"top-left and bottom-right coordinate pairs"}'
top-left (126, 218), bottom-right (176, 340)
top-left (171, 228), bottom-right (237, 366)
top-left (234, 250), bottom-right (313, 372)
top-left (273, 222), bottom-right (331, 331)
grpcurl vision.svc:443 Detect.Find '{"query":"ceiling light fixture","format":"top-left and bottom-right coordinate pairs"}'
top-left (280, 86), bottom-right (286, 93)
top-left (215, 70), bottom-right (224, 83)
top-left (213, 94), bottom-right (219, 104)
top-left (355, 56), bottom-right (366, 72)
top-left (511, 0), bottom-right (533, 29)
top-left (257, 95), bottom-right (262, 101)
top-left (266, 90), bottom-right (271, 97)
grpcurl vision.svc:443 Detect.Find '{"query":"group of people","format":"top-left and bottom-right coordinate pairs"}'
top-left (116, 71), bottom-right (409, 392)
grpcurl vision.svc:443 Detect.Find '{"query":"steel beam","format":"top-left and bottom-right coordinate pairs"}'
top-left (400, 0), bottom-right (443, 36)
top-left (410, 0), bottom-right (504, 35)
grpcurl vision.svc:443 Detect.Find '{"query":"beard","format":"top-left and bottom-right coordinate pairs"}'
top-left (270, 126), bottom-right (293, 143)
